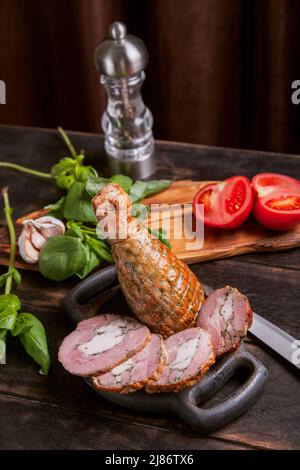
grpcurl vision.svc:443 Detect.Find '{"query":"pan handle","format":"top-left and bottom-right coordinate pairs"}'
top-left (175, 346), bottom-right (268, 432)
top-left (62, 265), bottom-right (118, 324)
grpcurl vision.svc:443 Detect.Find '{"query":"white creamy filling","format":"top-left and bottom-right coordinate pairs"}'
top-left (112, 358), bottom-right (135, 376)
top-left (78, 319), bottom-right (128, 356)
top-left (170, 338), bottom-right (199, 371)
top-left (220, 292), bottom-right (233, 321)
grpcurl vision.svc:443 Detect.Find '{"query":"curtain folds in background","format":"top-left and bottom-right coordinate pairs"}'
top-left (0, 0), bottom-right (300, 154)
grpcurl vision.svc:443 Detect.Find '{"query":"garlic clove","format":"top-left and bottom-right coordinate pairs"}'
top-left (31, 216), bottom-right (65, 239)
top-left (18, 226), bottom-right (40, 264)
top-left (30, 226), bottom-right (47, 250)
top-left (18, 215), bottom-right (65, 264)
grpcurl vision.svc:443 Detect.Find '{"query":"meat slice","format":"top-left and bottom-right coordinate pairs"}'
top-left (197, 286), bottom-right (253, 356)
top-left (92, 334), bottom-right (166, 393)
top-left (58, 314), bottom-right (151, 376)
top-left (146, 328), bottom-right (215, 393)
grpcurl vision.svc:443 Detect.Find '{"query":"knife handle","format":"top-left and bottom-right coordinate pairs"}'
top-left (175, 346), bottom-right (268, 432)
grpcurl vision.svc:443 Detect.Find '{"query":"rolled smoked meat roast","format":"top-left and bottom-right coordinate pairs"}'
top-left (146, 327), bottom-right (215, 392)
top-left (58, 314), bottom-right (151, 376)
top-left (197, 286), bottom-right (253, 356)
top-left (92, 183), bottom-right (205, 337)
top-left (92, 334), bottom-right (166, 393)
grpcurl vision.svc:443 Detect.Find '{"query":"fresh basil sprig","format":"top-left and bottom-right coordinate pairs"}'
top-left (44, 196), bottom-right (66, 219)
top-left (47, 128), bottom-right (99, 222)
top-left (12, 313), bottom-right (51, 375)
top-left (39, 221), bottom-right (113, 281)
top-left (129, 179), bottom-right (172, 203)
top-left (86, 175), bottom-right (171, 203)
top-left (1, 128), bottom-right (172, 283)
top-left (63, 182), bottom-right (97, 223)
top-left (0, 188), bottom-right (50, 373)
top-left (39, 236), bottom-right (89, 282)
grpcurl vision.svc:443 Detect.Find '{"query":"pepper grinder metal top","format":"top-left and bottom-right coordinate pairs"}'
top-left (94, 22), bottom-right (154, 179)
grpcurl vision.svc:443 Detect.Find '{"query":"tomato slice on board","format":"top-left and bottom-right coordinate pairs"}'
top-left (193, 176), bottom-right (253, 229)
top-left (252, 173), bottom-right (300, 197)
top-left (253, 191), bottom-right (300, 230)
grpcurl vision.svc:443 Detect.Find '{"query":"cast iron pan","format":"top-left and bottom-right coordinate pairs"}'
top-left (63, 265), bottom-right (268, 432)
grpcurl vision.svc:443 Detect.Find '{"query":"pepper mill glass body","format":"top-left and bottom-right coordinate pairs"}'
top-left (101, 72), bottom-right (154, 163)
top-left (94, 22), bottom-right (155, 178)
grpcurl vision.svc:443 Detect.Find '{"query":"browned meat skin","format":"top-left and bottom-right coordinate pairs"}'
top-left (92, 184), bottom-right (205, 337)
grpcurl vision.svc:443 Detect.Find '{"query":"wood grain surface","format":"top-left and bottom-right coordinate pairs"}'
top-left (0, 126), bottom-right (299, 450)
top-left (144, 180), bottom-right (300, 263)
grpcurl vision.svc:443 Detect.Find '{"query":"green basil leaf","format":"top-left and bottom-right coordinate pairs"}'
top-left (11, 315), bottom-right (32, 336)
top-left (143, 179), bottom-right (172, 198)
top-left (76, 247), bottom-right (100, 279)
top-left (85, 176), bottom-right (109, 197)
top-left (66, 221), bottom-right (84, 239)
top-left (50, 157), bottom-right (76, 177)
top-left (56, 173), bottom-right (75, 190)
top-left (129, 181), bottom-right (149, 203)
top-left (45, 196), bottom-right (66, 219)
top-left (110, 174), bottom-right (133, 193)
top-left (39, 236), bottom-right (88, 281)
top-left (51, 157), bottom-right (78, 190)
top-left (0, 305), bottom-right (17, 330)
top-left (66, 227), bottom-right (83, 239)
top-left (17, 312), bottom-right (51, 375)
top-left (129, 179), bottom-right (172, 203)
top-left (131, 203), bottom-right (149, 221)
top-left (148, 227), bottom-right (171, 249)
top-left (0, 270), bottom-right (21, 288)
top-left (85, 237), bottom-right (113, 263)
top-left (13, 268), bottom-right (22, 285)
top-left (0, 294), bottom-right (21, 312)
top-left (63, 182), bottom-right (97, 223)
top-left (75, 165), bottom-right (98, 183)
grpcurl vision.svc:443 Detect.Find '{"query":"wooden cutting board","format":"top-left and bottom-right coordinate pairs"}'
top-left (0, 179), bottom-right (300, 269)
top-left (143, 180), bottom-right (300, 263)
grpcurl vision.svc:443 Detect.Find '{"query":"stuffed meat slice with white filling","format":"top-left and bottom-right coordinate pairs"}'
top-left (58, 314), bottom-right (151, 376)
top-left (146, 328), bottom-right (215, 392)
top-left (197, 286), bottom-right (253, 356)
top-left (93, 334), bottom-right (166, 393)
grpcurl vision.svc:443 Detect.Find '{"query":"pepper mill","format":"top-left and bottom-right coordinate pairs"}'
top-left (94, 22), bottom-right (154, 179)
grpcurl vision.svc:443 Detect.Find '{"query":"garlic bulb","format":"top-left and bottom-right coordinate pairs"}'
top-left (18, 216), bottom-right (65, 264)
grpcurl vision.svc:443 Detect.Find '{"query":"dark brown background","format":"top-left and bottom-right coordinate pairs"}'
top-left (1, 0), bottom-right (300, 153)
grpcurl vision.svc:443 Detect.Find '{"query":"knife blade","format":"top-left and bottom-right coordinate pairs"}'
top-left (202, 283), bottom-right (300, 370)
top-left (249, 313), bottom-right (300, 370)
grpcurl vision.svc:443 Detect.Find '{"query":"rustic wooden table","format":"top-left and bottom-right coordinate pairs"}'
top-left (0, 126), bottom-right (299, 450)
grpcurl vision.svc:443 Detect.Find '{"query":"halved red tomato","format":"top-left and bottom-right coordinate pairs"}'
top-left (252, 173), bottom-right (300, 197)
top-left (253, 191), bottom-right (300, 230)
top-left (193, 176), bottom-right (253, 229)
